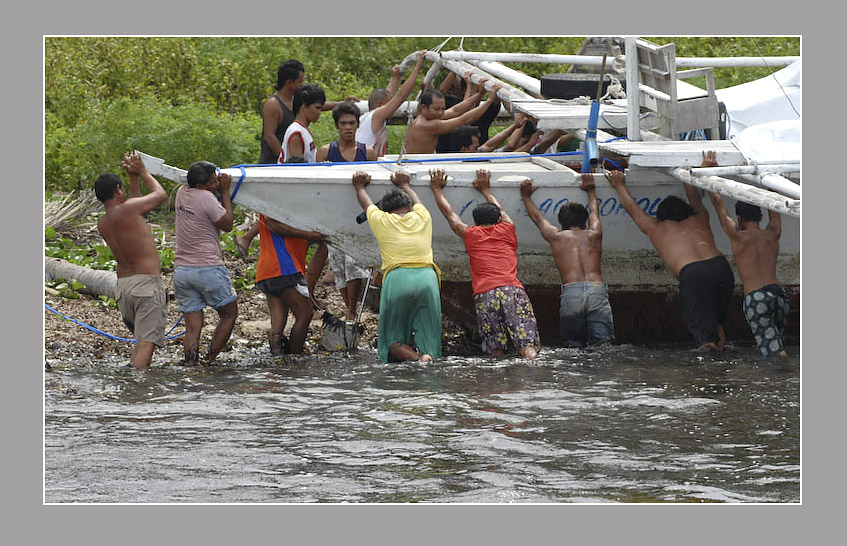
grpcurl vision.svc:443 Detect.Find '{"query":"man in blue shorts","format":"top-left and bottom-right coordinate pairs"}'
top-left (173, 161), bottom-right (238, 365)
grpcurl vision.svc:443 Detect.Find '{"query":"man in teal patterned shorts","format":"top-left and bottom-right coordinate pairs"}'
top-left (707, 165), bottom-right (789, 357)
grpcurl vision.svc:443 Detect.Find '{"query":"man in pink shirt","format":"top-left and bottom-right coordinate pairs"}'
top-left (173, 161), bottom-right (238, 366)
top-left (429, 168), bottom-right (539, 359)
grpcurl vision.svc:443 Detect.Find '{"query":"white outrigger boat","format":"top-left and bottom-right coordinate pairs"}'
top-left (140, 37), bottom-right (800, 343)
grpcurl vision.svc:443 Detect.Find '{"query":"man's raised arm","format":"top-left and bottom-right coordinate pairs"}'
top-left (429, 84), bottom-right (502, 136)
top-left (766, 209), bottom-right (782, 238)
top-left (520, 178), bottom-right (558, 241)
top-left (371, 51), bottom-right (426, 130)
top-left (352, 171), bottom-right (374, 211)
top-left (391, 171), bottom-right (422, 207)
top-left (707, 190), bottom-right (738, 238)
top-left (429, 168), bottom-right (468, 238)
top-left (122, 152), bottom-right (167, 214)
top-left (684, 150), bottom-right (718, 218)
top-left (474, 169), bottom-right (512, 224)
top-left (479, 117), bottom-right (523, 153)
top-left (580, 173), bottom-right (602, 234)
top-left (606, 170), bottom-right (656, 236)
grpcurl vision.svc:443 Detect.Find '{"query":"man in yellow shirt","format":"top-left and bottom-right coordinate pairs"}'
top-left (352, 170), bottom-right (441, 363)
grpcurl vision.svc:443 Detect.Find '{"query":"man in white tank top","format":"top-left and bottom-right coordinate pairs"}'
top-left (279, 83), bottom-right (325, 163)
top-left (356, 51), bottom-right (426, 157)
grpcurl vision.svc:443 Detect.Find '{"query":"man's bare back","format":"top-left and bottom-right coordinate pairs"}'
top-left (520, 174), bottom-right (604, 285)
top-left (607, 169), bottom-right (720, 278)
top-left (97, 153), bottom-right (167, 278)
top-left (646, 216), bottom-right (721, 278)
top-left (708, 190), bottom-right (782, 295)
top-left (547, 230), bottom-right (604, 284)
top-left (99, 206), bottom-right (162, 278)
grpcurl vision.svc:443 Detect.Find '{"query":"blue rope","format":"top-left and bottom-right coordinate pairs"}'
top-left (230, 150), bottom-right (588, 170)
top-left (45, 303), bottom-right (185, 343)
top-left (230, 166), bottom-right (247, 201)
top-left (603, 157), bottom-right (624, 170)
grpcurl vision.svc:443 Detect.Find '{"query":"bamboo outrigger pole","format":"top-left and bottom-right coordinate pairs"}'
top-left (667, 167), bottom-right (800, 218)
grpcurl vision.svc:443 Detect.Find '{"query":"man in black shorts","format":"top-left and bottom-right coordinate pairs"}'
top-left (608, 152), bottom-right (735, 350)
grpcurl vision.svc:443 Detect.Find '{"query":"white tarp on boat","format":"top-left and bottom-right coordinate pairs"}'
top-left (715, 60), bottom-right (801, 139)
top-left (735, 119), bottom-right (801, 164)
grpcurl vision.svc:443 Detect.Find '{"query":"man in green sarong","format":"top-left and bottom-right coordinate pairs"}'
top-left (352, 170), bottom-right (441, 362)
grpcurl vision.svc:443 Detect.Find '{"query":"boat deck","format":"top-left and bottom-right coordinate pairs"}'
top-left (598, 139), bottom-right (746, 167)
top-left (510, 99), bottom-right (628, 132)
top-left (508, 99), bottom-right (748, 168)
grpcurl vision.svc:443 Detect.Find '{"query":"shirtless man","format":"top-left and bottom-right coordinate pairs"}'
top-left (403, 82), bottom-right (502, 154)
top-left (430, 168), bottom-right (539, 359)
top-left (608, 153), bottom-right (734, 350)
top-left (520, 173), bottom-right (614, 348)
top-left (705, 154), bottom-right (789, 357)
top-left (356, 50), bottom-right (426, 157)
top-left (94, 152), bottom-right (168, 369)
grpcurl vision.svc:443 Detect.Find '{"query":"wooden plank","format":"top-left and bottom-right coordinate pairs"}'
top-left (511, 100), bottom-right (629, 131)
top-left (598, 140), bottom-right (745, 167)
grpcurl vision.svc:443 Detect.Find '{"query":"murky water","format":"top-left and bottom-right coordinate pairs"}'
top-left (44, 344), bottom-right (800, 503)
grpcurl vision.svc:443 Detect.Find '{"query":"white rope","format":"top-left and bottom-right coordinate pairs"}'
top-left (431, 37), bottom-right (452, 54)
top-left (749, 37), bottom-right (801, 119)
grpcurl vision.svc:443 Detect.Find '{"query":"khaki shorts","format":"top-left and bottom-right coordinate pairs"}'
top-left (328, 246), bottom-right (370, 290)
top-left (116, 274), bottom-right (167, 346)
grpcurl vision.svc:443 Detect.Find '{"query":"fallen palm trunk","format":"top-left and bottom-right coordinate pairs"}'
top-left (44, 257), bottom-right (117, 299)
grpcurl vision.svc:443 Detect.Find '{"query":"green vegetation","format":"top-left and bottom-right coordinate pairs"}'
top-left (45, 36), bottom-right (799, 193)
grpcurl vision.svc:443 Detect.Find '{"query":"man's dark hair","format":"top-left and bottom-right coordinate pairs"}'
top-left (186, 161), bottom-right (217, 188)
top-left (735, 201), bottom-right (763, 223)
top-left (276, 60), bottom-right (304, 91)
top-left (656, 195), bottom-right (696, 221)
top-left (420, 89), bottom-right (443, 107)
top-left (521, 120), bottom-right (537, 138)
top-left (285, 156), bottom-right (307, 164)
top-left (558, 202), bottom-right (589, 229)
top-left (368, 88), bottom-right (391, 110)
top-left (94, 173), bottom-right (122, 203)
top-left (380, 188), bottom-right (411, 213)
top-left (450, 125), bottom-right (480, 152)
top-left (332, 101), bottom-right (361, 126)
top-left (472, 202), bottom-right (501, 226)
top-left (293, 83), bottom-right (326, 115)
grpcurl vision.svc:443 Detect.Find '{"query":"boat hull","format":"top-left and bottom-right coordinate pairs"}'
top-left (141, 152), bottom-right (800, 346)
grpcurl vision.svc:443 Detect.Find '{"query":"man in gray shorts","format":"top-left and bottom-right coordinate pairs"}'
top-left (173, 161), bottom-right (239, 365)
top-left (95, 152), bottom-right (168, 369)
top-left (521, 173), bottom-right (614, 348)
